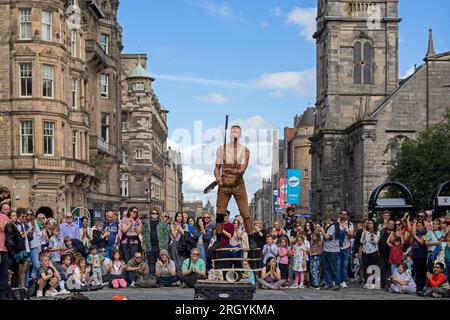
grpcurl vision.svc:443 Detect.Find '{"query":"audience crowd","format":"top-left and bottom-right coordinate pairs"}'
top-left (0, 188), bottom-right (449, 299)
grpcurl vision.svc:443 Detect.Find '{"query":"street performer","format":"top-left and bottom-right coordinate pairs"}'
top-left (210, 125), bottom-right (257, 250)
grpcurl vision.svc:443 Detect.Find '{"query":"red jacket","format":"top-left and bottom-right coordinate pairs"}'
top-left (427, 273), bottom-right (447, 288)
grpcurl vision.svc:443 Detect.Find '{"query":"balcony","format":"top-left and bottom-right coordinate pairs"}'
top-left (94, 137), bottom-right (118, 157)
top-left (85, 39), bottom-right (116, 68)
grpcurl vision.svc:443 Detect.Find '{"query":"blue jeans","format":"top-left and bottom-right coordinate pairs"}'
top-left (30, 247), bottom-right (40, 278)
top-left (338, 248), bottom-right (350, 284)
top-left (390, 264), bottom-right (399, 276)
top-left (323, 251), bottom-right (340, 287)
top-left (310, 255), bottom-right (321, 287)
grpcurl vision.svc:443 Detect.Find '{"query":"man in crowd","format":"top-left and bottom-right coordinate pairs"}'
top-left (104, 210), bottom-right (119, 258)
top-left (125, 251), bottom-right (151, 287)
top-left (317, 213), bottom-right (340, 290)
top-left (141, 207), bottom-right (170, 276)
top-left (338, 210), bottom-right (354, 289)
top-left (379, 219), bottom-right (395, 288)
top-left (284, 207), bottom-right (296, 234)
top-left (378, 210), bottom-right (391, 232)
top-left (0, 203), bottom-right (10, 299)
top-left (60, 212), bottom-right (80, 240)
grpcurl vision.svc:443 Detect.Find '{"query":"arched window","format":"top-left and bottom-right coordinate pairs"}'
top-left (354, 41), bottom-right (373, 84)
top-left (388, 136), bottom-right (409, 162)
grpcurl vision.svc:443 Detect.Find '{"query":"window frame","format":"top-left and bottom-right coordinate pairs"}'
top-left (41, 10), bottom-right (52, 42)
top-left (101, 113), bottom-right (110, 143)
top-left (135, 149), bottom-right (143, 160)
top-left (20, 120), bottom-right (34, 155)
top-left (20, 9), bottom-right (32, 40)
top-left (71, 29), bottom-right (77, 57)
top-left (72, 130), bottom-right (78, 159)
top-left (71, 79), bottom-right (77, 109)
top-left (100, 74), bottom-right (109, 98)
top-left (100, 33), bottom-right (109, 54)
top-left (43, 121), bottom-right (55, 156)
top-left (42, 64), bottom-right (54, 98)
top-left (353, 40), bottom-right (373, 85)
top-left (19, 63), bottom-right (32, 97)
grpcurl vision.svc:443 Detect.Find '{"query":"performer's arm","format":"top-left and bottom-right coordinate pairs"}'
top-left (214, 164), bottom-right (223, 186)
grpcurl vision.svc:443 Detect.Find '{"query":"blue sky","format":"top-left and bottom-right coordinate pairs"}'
top-left (118, 0), bottom-right (450, 211)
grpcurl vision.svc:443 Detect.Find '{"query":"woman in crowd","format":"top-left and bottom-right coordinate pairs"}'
top-left (411, 220), bottom-right (428, 293)
top-left (14, 208), bottom-right (32, 289)
top-left (388, 262), bottom-right (416, 294)
top-left (5, 210), bottom-right (21, 288)
top-left (155, 249), bottom-right (179, 287)
top-left (186, 217), bottom-right (196, 235)
top-left (194, 217), bottom-right (206, 261)
top-left (229, 217), bottom-right (244, 259)
top-left (170, 212), bottom-right (186, 272)
top-left (179, 248), bottom-right (206, 288)
top-left (119, 207), bottom-right (143, 263)
top-left (27, 209), bottom-right (41, 280)
top-left (41, 219), bottom-right (54, 252)
top-left (79, 217), bottom-right (92, 249)
top-left (361, 219), bottom-right (380, 284)
top-left (257, 256), bottom-right (287, 290)
top-left (253, 219), bottom-right (267, 250)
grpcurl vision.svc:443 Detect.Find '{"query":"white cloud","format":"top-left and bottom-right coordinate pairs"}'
top-left (260, 21), bottom-right (269, 28)
top-left (187, 0), bottom-right (241, 21)
top-left (196, 92), bottom-right (231, 104)
top-left (401, 66), bottom-right (415, 79)
top-left (270, 6), bottom-right (283, 17)
top-left (272, 6), bottom-right (316, 43)
top-left (285, 7), bottom-right (317, 43)
top-left (254, 69), bottom-right (316, 97)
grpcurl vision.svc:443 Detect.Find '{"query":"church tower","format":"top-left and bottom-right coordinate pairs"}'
top-left (311, 0), bottom-right (401, 217)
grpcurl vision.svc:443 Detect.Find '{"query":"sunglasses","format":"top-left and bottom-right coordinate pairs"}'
top-left (100, 250), bottom-right (106, 253)
top-left (419, 215), bottom-right (425, 218)
top-left (204, 217), bottom-right (210, 219)
top-left (191, 253), bottom-right (199, 256)
top-left (135, 256), bottom-right (142, 259)
top-left (132, 211), bottom-right (138, 213)
top-left (66, 216), bottom-right (73, 218)
top-left (395, 224), bottom-right (402, 226)
top-left (151, 212), bottom-right (158, 215)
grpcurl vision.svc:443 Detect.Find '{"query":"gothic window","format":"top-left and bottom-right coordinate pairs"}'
top-left (354, 41), bottom-right (373, 85)
top-left (388, 136), bottom-right (409, 162)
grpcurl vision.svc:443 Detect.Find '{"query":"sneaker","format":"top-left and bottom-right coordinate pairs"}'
top-left (36, 290), bottom-right (43, 298)
top-left (320, 285), bottom-right (331, 290)
top-left (416, 291), bottom-right (424, 297)
top-left (130, 281), bottom-right (136, 288)
top-left (298, 283), bottom-right (305, 289)
top-left (340, 282), bottom-right (348, 289)
top-left (172, 281), bottom-right (181, 287)
top-left (332, 285), bottom-right (340, 291)
top-left (59, 289), bottom-right (70, 295)
top-left (289, 284), bottom-right (298, 289)
top-left (431, 292), bottom-right (443, 298)
top-left (45, 289), bottom-right (58, 297)
top-left (311, 285), bottom-right (320, 290)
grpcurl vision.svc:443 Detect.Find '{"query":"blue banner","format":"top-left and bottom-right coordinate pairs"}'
top-left (287, 169), bottom-right (301, 205)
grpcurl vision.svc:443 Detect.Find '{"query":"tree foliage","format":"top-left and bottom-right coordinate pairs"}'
top-left (387, 111), bottom-right (450, 210)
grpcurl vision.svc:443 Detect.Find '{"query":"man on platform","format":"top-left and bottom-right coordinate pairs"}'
top-left (211, 125), bottom-right (257, 250)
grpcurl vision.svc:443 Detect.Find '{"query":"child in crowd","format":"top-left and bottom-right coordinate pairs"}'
top-left (87, 245), bottom-right (103, 285)
top-left (48, 226), bottom-right (65, 269)
top-left (388, 262), bottom-right (416, 294)
top-left (36, 253), bottom-right (61, 297)
top-left (387, 236), bottom-right (405, 275)
top-left (242, 259), bottom-right (255, 286)
top-left (278, 237), bottom-right (290, 281)
top-left (290, 236), bottom-right (307, 289)
top-left (310, 231), bottom-right (322, 289)
top-left (419, 262), bottom-right (449, 298)
top-left (262, 235), bottom-right (278, 264)
top-left (108, 251), bottom-right (127, 289)
top-left (79, 256), bottom-right (100, 287)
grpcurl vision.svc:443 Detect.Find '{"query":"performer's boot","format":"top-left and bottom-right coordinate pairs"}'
top-left (209, 233), bottom-right (223, 251)
top-left (248, 233), bottom-right (257, 250)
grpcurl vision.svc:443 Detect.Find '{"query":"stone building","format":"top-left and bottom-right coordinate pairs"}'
top-left (0, 0), bottom-right (123, 220)
top-left (119, 53), bottom-right (169, 214)
top-left (250, 178), bottom-right (273, 227)
top-left (310, 0), bottom-right (450, 220)
top-left (182, 200), bottom-right (213, 219)
top-left (290, 107), bottom-right (315, 215)
top-left (164, 147), bottom-right (183, 217)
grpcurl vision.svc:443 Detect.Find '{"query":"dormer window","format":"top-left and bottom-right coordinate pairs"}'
top-left (133, 82), bottom-right (145, 91)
